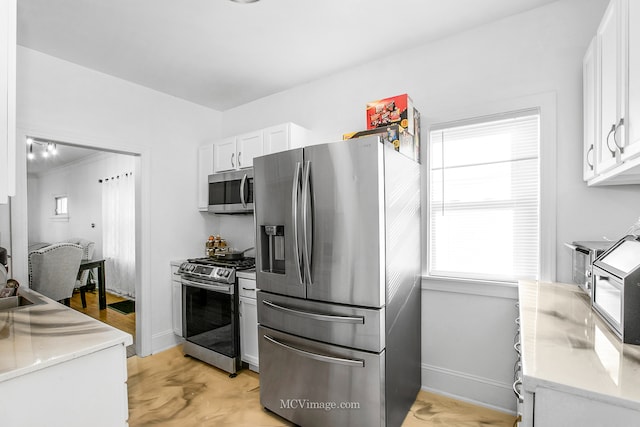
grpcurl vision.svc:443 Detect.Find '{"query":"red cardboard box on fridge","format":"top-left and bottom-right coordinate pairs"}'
top-left (366, 94), bottom-right (416, 134)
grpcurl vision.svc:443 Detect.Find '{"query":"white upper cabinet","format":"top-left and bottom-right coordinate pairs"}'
top-left (624, 0), bottom-right (640, 161)
top-left (197, 144), bottom-right (214, 211)
top-left (263, 123), bottom-right (315, 154)
top-left (585, 0), bottom-right (640, 185)
top-left (583, 37), bottom-right (597, 181)
top-left (595, 0), bottom-right (621, 175)
top-left (213, 137), bottom-right (239, 173)
top-left (236, 130), bottom-right (264, 169)
top-left (213, 133), bottom-right (263, 173)
top-left (0, 0), bottom-right (16, 204)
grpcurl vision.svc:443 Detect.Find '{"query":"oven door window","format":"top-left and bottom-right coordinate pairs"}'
top-left (594, 275), bottom-right (622, 326)
top-left (183, 285), bottom-right (238, 358)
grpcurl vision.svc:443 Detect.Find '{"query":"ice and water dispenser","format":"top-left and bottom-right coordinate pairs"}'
top-left (259, 225), bottom-right (285, 274)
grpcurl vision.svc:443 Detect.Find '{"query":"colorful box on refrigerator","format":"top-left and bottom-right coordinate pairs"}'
top-left (344, 112), bottom-right (420, 164)
top-left (366, 94), bottom-right (416, 134)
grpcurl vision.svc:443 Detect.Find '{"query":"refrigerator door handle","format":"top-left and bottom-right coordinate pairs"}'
top-left (262, 300), bottom-right (365, 324)
top-left (302, 160), bottom-right (313, 285)
top-left (264, 334), bottom-right (364, 368)
top-left (240, 173), bottom-right (247, 208)
top-left (292, 162), bottom-right (304, 285)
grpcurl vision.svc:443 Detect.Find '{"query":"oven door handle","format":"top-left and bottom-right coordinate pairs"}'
top-left (263, 334), bottom-right (364, 368)
top-left (262, 300), bottom-right (364, 324)
top-left (181, 277), bottom-right (233, 294)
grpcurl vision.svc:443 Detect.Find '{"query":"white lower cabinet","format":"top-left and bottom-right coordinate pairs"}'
top-left (171, 261), bottom-right (183, 337)
top-left (0, 344), bottom-right (129, 427)
top-left (239, 277), bottom-right (259, 372)
top-left (533, 387), bottom-right (640, 427)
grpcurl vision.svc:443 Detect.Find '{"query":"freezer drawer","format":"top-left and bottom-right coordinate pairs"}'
top-left (258, 325), bottom-right (385, 427)
top-left (258, 291), bottom-right (385, 353)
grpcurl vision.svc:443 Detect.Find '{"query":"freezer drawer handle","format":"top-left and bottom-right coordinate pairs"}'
top-left (263, 300), bottom-right (364, 324)
top-left (264, 334), bottom-right (364, 368)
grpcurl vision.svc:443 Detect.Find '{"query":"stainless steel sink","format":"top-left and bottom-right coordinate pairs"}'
top-left (0, 292), bottom-right (46, 311)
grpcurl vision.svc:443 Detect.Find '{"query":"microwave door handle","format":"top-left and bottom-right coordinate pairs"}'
top-left (240, 173), bottom-right (247, 208)
top-left (292, 162), bottom-right (304, 285)
top-left (302, 161), bottom-right (313, 286)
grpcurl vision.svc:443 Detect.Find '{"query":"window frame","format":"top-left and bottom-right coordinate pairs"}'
top-left (51, 194), bottom-right (69, 222)
top-left (424, 92), bottom-right (556, 285)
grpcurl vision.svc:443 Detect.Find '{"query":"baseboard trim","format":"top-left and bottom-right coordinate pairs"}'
top-left (151, 330), bottom-right (183, 355)
top-left (422, 363), bottom-right (517, 414)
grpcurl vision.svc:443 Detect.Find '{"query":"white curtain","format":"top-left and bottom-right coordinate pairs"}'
top-left (102, 172), bottom-right (135, 298)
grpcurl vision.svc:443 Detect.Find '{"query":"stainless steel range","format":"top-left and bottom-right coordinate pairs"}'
top-left (177, 256), bottom-right (255, 377)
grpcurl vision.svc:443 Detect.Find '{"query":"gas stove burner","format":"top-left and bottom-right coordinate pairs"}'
top-left (187, 256), bottom-right (255, 271)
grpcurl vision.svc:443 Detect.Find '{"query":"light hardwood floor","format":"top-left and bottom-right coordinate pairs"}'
top-left (70, 290), bottom-right (516, 426)
top-left (69, 287), bottom-right (136, 338)
top-left (127, 346), bottom-right (517, 427)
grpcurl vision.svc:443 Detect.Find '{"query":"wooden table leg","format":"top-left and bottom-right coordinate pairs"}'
top-left (98, 261), bottom-right (107, 310)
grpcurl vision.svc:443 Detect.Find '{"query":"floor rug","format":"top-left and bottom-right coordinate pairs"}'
top-left (107, 299), bottom-right (135, 315)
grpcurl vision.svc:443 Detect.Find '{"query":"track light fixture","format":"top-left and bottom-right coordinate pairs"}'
top-left (25, 137), bottom-right (58, 160)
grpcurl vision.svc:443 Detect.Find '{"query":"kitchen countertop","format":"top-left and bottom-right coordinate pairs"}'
top-left (0, 287), bottom-right (133, 382)
top-left (519, 280), bottom-right (640, 410)
top-left (237, 269), bottom-right (256, 280)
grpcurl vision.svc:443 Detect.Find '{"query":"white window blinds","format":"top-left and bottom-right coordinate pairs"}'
top-left (429, 110), bottom-right (540, 282)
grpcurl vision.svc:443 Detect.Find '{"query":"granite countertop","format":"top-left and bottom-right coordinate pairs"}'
top-left (0, 287), bottom-right (133, 382)
top-left (519, 280), bottom-right (640, 410)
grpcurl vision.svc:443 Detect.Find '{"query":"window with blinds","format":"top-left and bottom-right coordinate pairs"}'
top-left (429, 110), bottom-right (540, 282)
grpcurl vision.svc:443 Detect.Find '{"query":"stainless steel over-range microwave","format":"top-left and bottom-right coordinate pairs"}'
top-left (208, 169), bottom-right (254, 214)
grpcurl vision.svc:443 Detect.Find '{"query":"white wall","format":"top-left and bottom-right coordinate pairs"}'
top-left (218, 0), bottom-right (640, 412)
top-left (0, 203), bottom-right (10, 271)
top-left (14, 46), bottom-right (222, 355)
top-left (27, 151), bottom-right (135, 261)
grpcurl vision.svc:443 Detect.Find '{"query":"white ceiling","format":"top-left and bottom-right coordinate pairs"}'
top-left (17, 0), bottom-right (558, 111)
top-left (26, 141), bottom-right (103, 176)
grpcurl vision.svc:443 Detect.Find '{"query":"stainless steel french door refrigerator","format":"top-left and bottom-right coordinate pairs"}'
top-left (254, 135), bottom-right (421, 427)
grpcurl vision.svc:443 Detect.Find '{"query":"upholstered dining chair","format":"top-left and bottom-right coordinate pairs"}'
top-left (63, 238), bottom-right (95, 308)
top-left (28, 243), bottom-right (83, 305)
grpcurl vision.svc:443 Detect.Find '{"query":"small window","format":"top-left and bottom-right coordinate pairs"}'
top-left (428, 109), bottom-right (540, 282)
top-left (55, 196), bottom-right (68, 216)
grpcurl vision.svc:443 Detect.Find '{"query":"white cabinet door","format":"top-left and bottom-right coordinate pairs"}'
top-left (623, 0), bottom-right (640, 161)
top-left (213, 137), bottom-right (236, 173)
top-left (0, 0), bottom-right (16, 204)
top-left (197, 144), bottom-right (214, 211)
top-left (172, 280), bottom-right (182, 337)
top-left (583, 37), bottom-right (597, 181)
top-left (596, 0), bottom-right (622, 174)
top-left (171, 262), bottom-right (182, 337)
top-left (239, 295), bottom-right (259, 371)
top-left (263, 123), bottom-right (290, 154)
top-left (236, 130), bottom-right (263, 169)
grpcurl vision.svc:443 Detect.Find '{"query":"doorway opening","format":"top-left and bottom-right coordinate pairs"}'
top-left (26, 138), bottom-right (139, 356)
